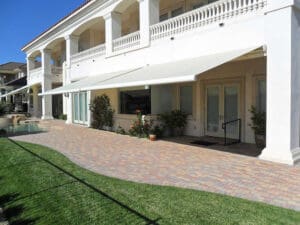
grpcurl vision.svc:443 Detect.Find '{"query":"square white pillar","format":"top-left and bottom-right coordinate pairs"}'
top-left (41, 49), bottom-right (53, 120)
top-left (104, 12), bottom-right (122, 55)
top-left (64, 35), bottom-right (79, 122)
top-left (260, 2), bottom-right (300, 165)
top-left (139, 0), bottom-right (160, 47)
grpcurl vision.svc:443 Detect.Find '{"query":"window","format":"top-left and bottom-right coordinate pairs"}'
top-left (160, 13), bottom-right (169, 22)
top-left (151, 85), bottom-right (173, 114)
top-left (180, 86), bottom-right (193, 115)
top-left (193, 3), bottom-right (204, 9)
top-left (171, 7), bottom-right (184, 18)
top-left (120, 89), bottom-right (151, 114)
top-left (256, 79), bottom-right (266, 113)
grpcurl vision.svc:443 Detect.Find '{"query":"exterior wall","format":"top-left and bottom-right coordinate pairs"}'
top-left (69, 11), bottom-right (265, 81)
top-left (90, 57), bottom-right (266, 144)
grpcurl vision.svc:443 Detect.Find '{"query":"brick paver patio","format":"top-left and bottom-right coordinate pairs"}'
top-left (12, 120), bottom-right (300, 211)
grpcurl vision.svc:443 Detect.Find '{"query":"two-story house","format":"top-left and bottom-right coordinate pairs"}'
top-left (0, 62), bottom-right (28, 112)
top-left (18, 0), bottom-right (300, 165)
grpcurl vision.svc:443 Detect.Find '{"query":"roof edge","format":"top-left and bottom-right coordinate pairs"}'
top-left (21, 0), bottom-right (95, 52)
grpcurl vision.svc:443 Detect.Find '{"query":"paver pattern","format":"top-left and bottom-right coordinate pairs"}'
top-left (12, 120), bottom-right (300, 211)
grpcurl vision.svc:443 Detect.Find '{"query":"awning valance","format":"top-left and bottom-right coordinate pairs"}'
top-left (40, 47), bottom-right (260, 96)
top-left (0, 85), bottom-right (30, 98)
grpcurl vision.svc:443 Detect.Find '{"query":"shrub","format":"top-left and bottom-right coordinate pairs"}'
top-left (115, 125), bottom-right (126, 135)
top-left (249, 106), bottom-right (266, 135)
top-left (90, 94), bottom-right (115, 130)
top-left (129, 111), bottom-right (153, 138)
top-left (58, 114), bottom-right (67, 120)
top-left (158, 110), bottom-right (188, 129)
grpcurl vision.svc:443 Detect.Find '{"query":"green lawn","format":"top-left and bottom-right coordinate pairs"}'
top-left (0, 138), bottom-right (299, 225)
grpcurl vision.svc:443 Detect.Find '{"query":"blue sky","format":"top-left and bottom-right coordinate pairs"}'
top-left (0, 0), bottom-right (85, 64)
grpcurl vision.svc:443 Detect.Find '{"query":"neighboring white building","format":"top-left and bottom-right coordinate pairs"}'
top-left (13, 0), bottom-right (300, 165)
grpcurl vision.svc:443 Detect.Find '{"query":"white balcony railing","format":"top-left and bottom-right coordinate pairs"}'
top-left (28, 66), bottom-right (63, 85)
top-left (67, 0), bottom-right (266, 63)
top-left (28, 67), bottom-right (43, 85)
top-left (51, 66), bottom-right (63, 75)
top-left (51, 65), bottom-right (63, 83)
top-left (150, 0), bottom-right (267, 41)
top-left (113, 31), bottom-right (141, 52)
top-left (71, 43), bottom-right (106, 62)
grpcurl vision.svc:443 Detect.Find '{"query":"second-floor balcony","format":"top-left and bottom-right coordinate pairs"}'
top-left (28, 65), bottom-right (63, 85)
top-left (69, 0), bottom-right (266, 64)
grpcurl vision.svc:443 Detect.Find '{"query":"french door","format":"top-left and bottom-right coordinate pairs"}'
top-left (73, 92), bottom-right (88, 125)
top-left (205, 83), bottom-right (240, 138)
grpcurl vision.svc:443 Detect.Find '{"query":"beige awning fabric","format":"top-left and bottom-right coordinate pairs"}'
top-left (39, 69), bottom-right (141, 96)
top-left (40, 47), bottom-right (260, 96)
top-left (0, 85), bottom-right (30, 98)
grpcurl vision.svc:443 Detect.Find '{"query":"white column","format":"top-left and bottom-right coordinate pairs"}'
top-left (260, 1), bottom-right (300, 165)
top-left (41, 48), bottom-right (53, 120)
top-left (26, 56), bottom-right (35, 84)
top-left (104, 12), bottom-right (122, 55)
top-left (139, 0), bottom-right (160, 47)
top-left (65, 35), bottom-right (79, 67)
top-left (64, 35), bottom-right (79, 123)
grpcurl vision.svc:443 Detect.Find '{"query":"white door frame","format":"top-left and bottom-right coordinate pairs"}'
top-left (204, 81), bottom-right (242, 138)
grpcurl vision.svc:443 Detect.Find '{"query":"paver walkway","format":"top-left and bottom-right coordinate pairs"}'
top-left (12, 120), bottom-right (300, 211)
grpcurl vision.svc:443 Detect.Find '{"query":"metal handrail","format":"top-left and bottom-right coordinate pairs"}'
top-left (222, 118), bottom-right (241, 145)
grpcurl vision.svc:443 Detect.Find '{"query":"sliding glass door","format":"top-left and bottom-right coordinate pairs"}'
top-left (73, 92), bottom-right (88, 125)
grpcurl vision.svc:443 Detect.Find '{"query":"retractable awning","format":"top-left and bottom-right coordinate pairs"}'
top-left (0, 85), bottom-right (30, 98)
top-left (41, 47), bottom-right (260, 96)
top-left (39, 69), bottom-right (141, 96)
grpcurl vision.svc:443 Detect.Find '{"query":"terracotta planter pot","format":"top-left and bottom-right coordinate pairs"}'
top-left (149, 134), bottom-right (157, 141)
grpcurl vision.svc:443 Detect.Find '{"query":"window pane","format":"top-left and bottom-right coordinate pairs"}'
top-left (171, 7), bottom-right (183, 18)
top-left (120, 89), bottom-right (151, 114)
top-left (257, 80), bottom-right (266, 113)
top-left (224, 86), bottom-right (238, 122)
top-left (207, 87), bottom-right (219, 132)
top-left (73, 93), bottom-right (78, 121)
top-left (151, 85), bottom-right (173, 114)
top-left (160, 13), bottom-right (168, 22)
top-left (180, 86), bottom-right (193, 115)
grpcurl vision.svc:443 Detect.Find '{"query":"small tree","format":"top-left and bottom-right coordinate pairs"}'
top-left (90, 94), bottom-right (114, 130)
top-left (249, 106), bottom-right (266, 136)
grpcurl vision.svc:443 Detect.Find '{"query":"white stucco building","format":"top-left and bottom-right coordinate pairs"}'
top-left (11, 0), bottom-right (300, 165)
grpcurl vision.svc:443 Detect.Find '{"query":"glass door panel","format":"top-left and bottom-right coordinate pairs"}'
top-left (224, 85), bottom-right (239, 138)
top-left (73, 93), bottom-right (79, 122)
top-left (207, 86), bottom-right (220, 134)
top-left (224, 86), bottom-right (238, 122)
top-left (73, 92), bottom-right (88, 125)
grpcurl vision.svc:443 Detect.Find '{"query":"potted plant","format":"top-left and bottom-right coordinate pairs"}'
top-left (149, 125), bottom-right (163, 141)
top-left (90, 94), bottom-right (115, 131)
top-left (249, 106), bottom-right (266, 148)
top-left (158, 110), bottom-right (188, 137)
top-left (0, 102), bottom-right (11, 129)
top-left (170, 110), bottom-right (188, 136)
